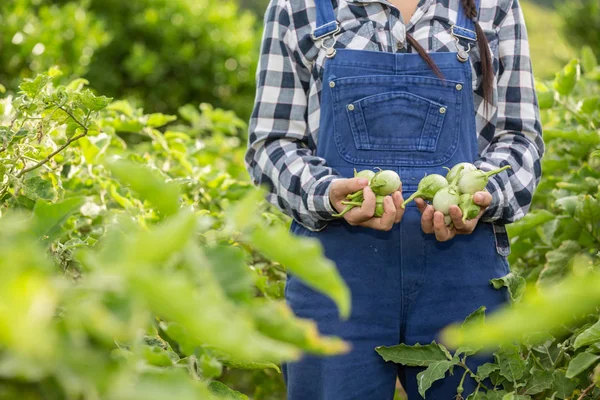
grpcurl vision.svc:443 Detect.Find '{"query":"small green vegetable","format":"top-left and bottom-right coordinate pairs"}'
top-left (457, 165), bottom-right (511, 194)
top-left (433, 186), bottom-right (460, 216)
top-left (333, 169), bottom-right (401, 218)
top-left (458, 193), bottom-right (480, 223)
top-left (370, 170), bottom-right (401, 196)
top-left (354, 168), bottom-right (376, 183)
top-left (374, 195), bottom-right (386, 218)
top-left (444, 162), bottom-right (476, 183)
top-left (401, 174), bottom-right (448, 208)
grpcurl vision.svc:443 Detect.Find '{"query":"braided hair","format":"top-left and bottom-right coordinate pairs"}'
top-left (405, 0), bottom-right (494, 106)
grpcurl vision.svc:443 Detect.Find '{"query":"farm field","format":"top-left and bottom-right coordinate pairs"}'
top-left (0, 0), bottom-right (599, 399)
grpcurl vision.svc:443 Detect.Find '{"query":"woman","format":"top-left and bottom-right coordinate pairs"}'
top-left (246, 0), bottom-right (544, 398)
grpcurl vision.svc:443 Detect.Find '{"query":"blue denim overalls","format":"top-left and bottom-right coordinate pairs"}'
top-left (283, 1), bottom-right (510, 398)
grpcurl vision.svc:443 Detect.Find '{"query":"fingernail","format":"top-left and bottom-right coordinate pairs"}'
top-left (358, 178), bottom-right (368, 186)
top-left (474, 193), bottom-right (483, 202)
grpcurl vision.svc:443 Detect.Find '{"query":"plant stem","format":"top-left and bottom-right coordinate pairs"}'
top-left (577, 382), bottom-right (596, 400)
top-left (457, 361), bottom-right (489, 391)
top-left (16, 107), bottom-right (88, 178)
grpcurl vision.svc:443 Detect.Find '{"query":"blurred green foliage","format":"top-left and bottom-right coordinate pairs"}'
top-left (560, 0), bottom-right (600, 54)
top-left (0, 69), bottom-right (353, 399)
top-left (0, 0), bottom-right (259, 118)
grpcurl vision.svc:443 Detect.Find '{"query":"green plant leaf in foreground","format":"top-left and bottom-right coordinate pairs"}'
top-left (32, 196), bottom-right (85, 240)
top-left (417, 360), bottom-right (455, 398)
top-left (108, 159), bottom-right (180, 217)
top-left (250, 224), bottom-right (351, 319)
top-left (375, 341), bottom-right (450, 366)
top-left (249, 300), bottom-right (349, 356)
top-left (565, 352), bottom-right (600, 378)
top-left (490, 273), bottom-right (526, 303)
top-left (441, 272), bottom-right (600, 349)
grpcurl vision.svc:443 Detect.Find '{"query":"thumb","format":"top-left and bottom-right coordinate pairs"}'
top-left (332, 177), bottom-right (369, 198)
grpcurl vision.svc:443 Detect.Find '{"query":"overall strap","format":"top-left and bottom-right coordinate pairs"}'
top-left (312, 0), bottom-right (339, 40)
top-left (453, 0), bottom-right (480, 41)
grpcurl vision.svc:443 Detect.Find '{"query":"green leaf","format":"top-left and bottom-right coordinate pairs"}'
top-left (501, 394), bottom-right (531, 400)
top-left (108, 159), bottom-right (180, 217)
top-left (78, 89), bottom-right (112, 111)
top-left (476, 363), bottom-right (499, 380)
top-left (554, 196), bottom-right (579, 216)
top-left (204, 246), bottom-right (254, 304)
top-left (146, 113), bottom-right (177, 128)
top-left (580, 96), bottom-right (600, 115)
top-left (551, 369), bottom-right (579, 399)
top-left (375, 341), bottom-right (450, 367)
top-left (19, 74), bottom-right (51, 98)
top-left (524, 368), bottom-right (553, 395)
top-left (442, 274), bottom-right (600, 350)
top-left (506, 210), bottom-right (554, 238)
top-left (538, 241), bottom-right (581, 286)
top-left (143, 345), bottom-right (177, 367)
top-left (566, 352), bottom-right (600, 378)
top-left (208, 381), bottom-right (248, 400)
top-left (416, 360), bottom-right (455, 398)
top-left (582, 46), bottom-right (598, 74)
top-left (462, 306), bottom-right (486, 327)
top-left (251, 224), bottom-right (350, 319)
top-left (543, 129), bottom-right (600, 145)
top-left (197, 354), bottom-right (223, 379)
top-left (535, 81), bottom-right (555, 109)
top-left (495, 345), bottom-right (526, 382)
top-left (490, 273), bottom-right (526, 302)
top-left (553, 59), bottom-right (580, 96)
top-left (574, 318), bottom-right (600, 349)
top-left (574, 195), bottom-right (600, 242)
top-left (21, 176), bottom-right (56, 202)
top-left (250, 300), bottom-right (349, 356)
top-left (32, 197), bottom-right (85, 241)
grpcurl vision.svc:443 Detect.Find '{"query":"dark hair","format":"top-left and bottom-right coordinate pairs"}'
top-left (405, 0), bottom-right (494, 107)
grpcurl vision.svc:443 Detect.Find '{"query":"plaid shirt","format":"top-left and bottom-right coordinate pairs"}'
top-left (245, 0), bottom-right (544, 231)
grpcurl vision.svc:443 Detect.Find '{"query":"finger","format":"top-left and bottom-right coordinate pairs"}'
top-left (415, 198), bottom-right (428, 214)
top-left (361, 196), bottom-right (396, 231)
top-left (392, 191), bottom-right (405, 224)
top-left (330, 177), bottom-right (369, 200)
top-left (472, 191), bottom-right (492, 208)
top-left (433, 211), bottom-right (454, 242)
top-left (421, 204), bottom-right (435, 234)
top-left (348, 186), bottom-right (375, 223)
top-left (449, 205), bottom-right (468, 231)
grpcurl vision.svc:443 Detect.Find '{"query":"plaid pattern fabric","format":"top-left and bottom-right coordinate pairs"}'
top-left (245, 0), bottom-right (544, 231)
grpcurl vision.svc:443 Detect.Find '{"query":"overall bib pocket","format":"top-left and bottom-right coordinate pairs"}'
top-left (330, 73), bottom-right (464, 166)
top-left (347, 91), bottom-right (447, 152)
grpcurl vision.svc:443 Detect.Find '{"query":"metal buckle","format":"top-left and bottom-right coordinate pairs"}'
top-left (450, 24), bottom-right (477, 42)
top-left (311, 22), bottom-right (341, 41)
top-left (450, 25), bottom-right (473, 62)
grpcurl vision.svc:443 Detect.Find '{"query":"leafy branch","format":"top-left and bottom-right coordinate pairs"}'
top-left (16, 107), bottom-right (89, 178)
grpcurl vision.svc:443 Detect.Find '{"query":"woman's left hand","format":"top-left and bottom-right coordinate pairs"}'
top-left (415, 191), bottom-right (493, 242)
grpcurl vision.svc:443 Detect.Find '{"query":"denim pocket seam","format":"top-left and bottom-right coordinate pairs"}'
top-left (346, 91), bottom-right (447, 152)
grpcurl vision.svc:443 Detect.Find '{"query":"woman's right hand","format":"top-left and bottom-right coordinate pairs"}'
top-left (329, 178), bottom-right (405, 231)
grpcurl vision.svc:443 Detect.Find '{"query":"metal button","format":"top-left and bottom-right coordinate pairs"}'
top-left (439, 107), bottom-right (447, 114)
top-left (347, 104), bottom-right (355, 111)
top-left (329, 81), bottom-right (336, 88)
top-left (396, 41), bottom-right (404, 50)
top-left (456, 84), bottom-right (463, 91)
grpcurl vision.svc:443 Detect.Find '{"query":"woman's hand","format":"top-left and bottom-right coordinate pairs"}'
top-left (415, 191), bottom-right (492, 242)
top-left (329, 178), bottom-right (404, 231)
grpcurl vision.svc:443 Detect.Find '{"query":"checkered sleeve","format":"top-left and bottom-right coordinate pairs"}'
top-left (245, 0), bottom-right (341, 231)
top-left (476, 0), bottom-right (544, 224)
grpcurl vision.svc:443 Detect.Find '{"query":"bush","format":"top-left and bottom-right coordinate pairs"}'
top-left (0, 0), bottom-right (259, 118)
top-left (560, 0), bottom-right (600, 54)
top-left (0, 69), bottom-right (350, 399)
